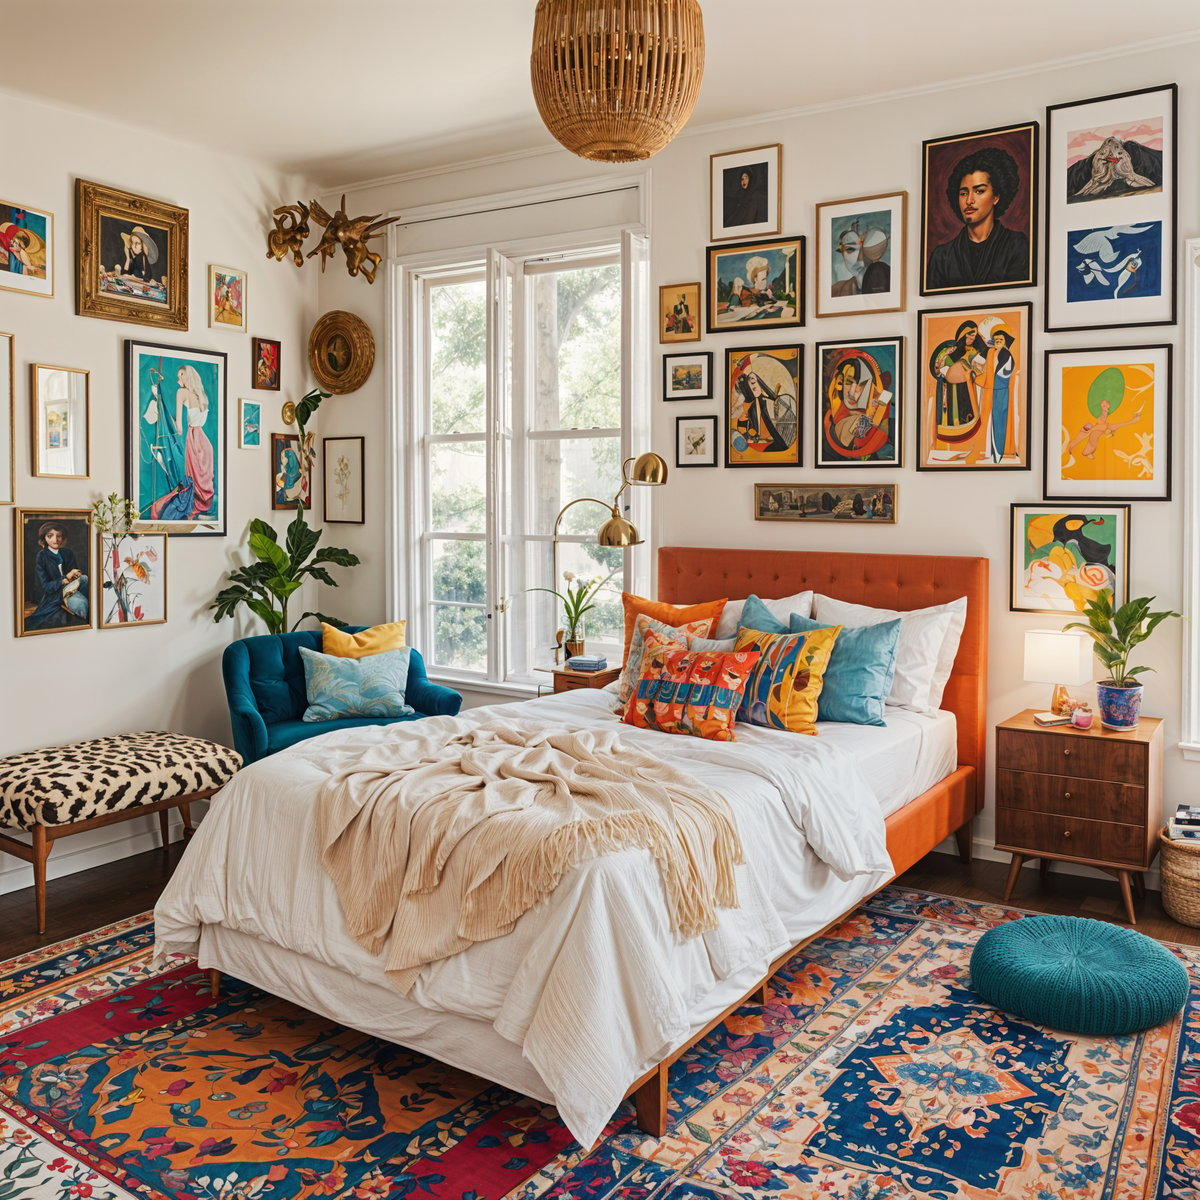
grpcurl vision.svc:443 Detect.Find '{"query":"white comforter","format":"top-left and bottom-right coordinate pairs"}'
top-left (154, 689), bottom-right (892, 1147)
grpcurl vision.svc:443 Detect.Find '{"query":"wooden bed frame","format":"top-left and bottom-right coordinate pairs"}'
top-left (623, 546), bottom-right (990, 1135)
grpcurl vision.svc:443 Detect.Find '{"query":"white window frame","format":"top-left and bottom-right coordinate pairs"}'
top-left (1180, 236), bottom-right (1200, 757)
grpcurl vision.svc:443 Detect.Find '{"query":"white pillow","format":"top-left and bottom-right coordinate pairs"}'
top-left (811, 593), bottom-right (967, 712)
top-left (713, 590), bottom-right (813, 640)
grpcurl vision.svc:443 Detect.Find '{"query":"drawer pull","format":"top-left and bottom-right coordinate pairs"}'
top-left (1063, 748), bottom-right (1072, 756)
top-left (1062, 829), bottom-right (1072, 839)
top-left (1064, 792), bottom-right (1072, 799)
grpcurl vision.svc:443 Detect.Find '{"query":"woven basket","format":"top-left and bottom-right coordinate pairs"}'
top-left (1159, 826), bottom-right (1200, 927)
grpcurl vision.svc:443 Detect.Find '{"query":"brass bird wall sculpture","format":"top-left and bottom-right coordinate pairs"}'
top-left (266, 202), bottom-right (310, 267)
top-left (265, 195), bottom-right (401, 284)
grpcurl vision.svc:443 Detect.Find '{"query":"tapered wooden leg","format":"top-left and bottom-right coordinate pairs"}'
top-left (32, 825), bottom-right (50, 936)
top-left (1131, 872), bottom-right (1146, 898)
top-left (633, 1062), bottom-right (668, 1137)
top-left (209, 969), bottom-right (220, 999)
top-left (954, 820), bottom-right (973, 864)
top-left (1039, 857), bottom-right (1051, 879)
top-left (180, 803), bottom-right (194, 840)
top-left (158, 809), bottom-right (170, 847)
top-left (1002, 853), bottom-right (1025, 903)
top-left (1117, 871), bottom-right (1137, 925)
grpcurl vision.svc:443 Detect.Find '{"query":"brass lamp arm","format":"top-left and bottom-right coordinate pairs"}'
top-left (552, 495), bottom-right (619, 543)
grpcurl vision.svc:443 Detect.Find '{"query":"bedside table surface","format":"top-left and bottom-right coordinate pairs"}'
top-left (998, 708), bottom-right (1162, 744)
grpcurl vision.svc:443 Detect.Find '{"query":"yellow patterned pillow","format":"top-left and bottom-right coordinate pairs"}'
top-left (733, 624), bottom-right (841, 735)
top-left (322, 620), bottom-right (407, 659)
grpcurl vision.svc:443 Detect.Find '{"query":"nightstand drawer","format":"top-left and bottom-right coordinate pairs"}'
top-left (996, 807), bottom-right (1146, 867)
top-left (996, 727), bottom-right (1143, 783)
top-left (996, 768), bottom-right (1146, 824)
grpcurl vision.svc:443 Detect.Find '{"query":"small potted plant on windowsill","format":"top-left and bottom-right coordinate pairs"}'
top-left (1064, 588), bottom-right (1179, 730)
top-left (530, 571), bottom-right (611, 659)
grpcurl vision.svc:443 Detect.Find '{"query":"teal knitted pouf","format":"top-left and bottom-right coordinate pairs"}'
top-left (970, 914), bottom-right (1190, 1036)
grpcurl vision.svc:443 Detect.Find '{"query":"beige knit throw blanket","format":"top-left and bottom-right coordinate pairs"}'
top-left (315, 716), bottom-right (743, 992)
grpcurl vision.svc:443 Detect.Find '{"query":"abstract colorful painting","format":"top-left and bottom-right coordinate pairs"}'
top-left (0, 199), bottom-right (52, 298)
top-left (725, 345), bottom-right (802, 467)
top-left (1064, 220), bottom-right (1161, 305)
top-left (252, 336), bottom-right (280, 390)
top-left (815, 192), bottom-right (906, 317)
top-left (208, 264), bottom-right (247, 332)
top-left (1010, 503), bottom-right (1129, 613)
top-left (707, 236), bottom-right (804, 332)
top-left (917, 302), bottom-right (1031, 470)
top-left (237, 398), bottom-right (261, 449)
top-left (1065, 114), bottom-right (1164, 202)
top-left (98, 532), bottom-right (167, 628)
top-left (271, 431), bottom-right (313, 510)
top-left (659, 282), bottom-right (700, 343)
top-left (815, 337), bottom-right (903, 468)
top-left (1044, 345), bottom-right (1171, 501)
top-left (755, 482), bottom-right (896, 522)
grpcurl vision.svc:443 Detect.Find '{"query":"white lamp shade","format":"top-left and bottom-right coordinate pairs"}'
top-left (1023, 630), bottom-right (1094, 686)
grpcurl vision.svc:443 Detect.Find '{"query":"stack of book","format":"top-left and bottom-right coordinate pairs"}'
top-left (566, 653), bottom-right (608, 672)
top-left (1167, 804), bottom-right (1200, 841)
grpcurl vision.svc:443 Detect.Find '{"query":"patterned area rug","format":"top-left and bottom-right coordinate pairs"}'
top-left (2, 888), bottom-right (1198, 1199)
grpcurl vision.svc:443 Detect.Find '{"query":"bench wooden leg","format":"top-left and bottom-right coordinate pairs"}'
top-left (633, 1061), bottom-right (668, 1137)
top-left (180, 803), bottom-right (195, 840)
top-left (158, 808), bottom-right (171, 848)
top-left (209, 968), bottom-right (220, 998)
top-left (32, 825), bottom-right (50, 936)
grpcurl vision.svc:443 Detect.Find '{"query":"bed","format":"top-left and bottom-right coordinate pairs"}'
top-left (154, 546), bottom-right (988, 1148)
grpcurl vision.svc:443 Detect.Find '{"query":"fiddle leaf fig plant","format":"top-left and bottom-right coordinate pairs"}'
top-left (1063, 588), bottom-right (1179, 687)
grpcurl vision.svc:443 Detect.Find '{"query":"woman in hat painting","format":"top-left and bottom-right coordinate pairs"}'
top-left (120, 225), bottom-right (159, 282)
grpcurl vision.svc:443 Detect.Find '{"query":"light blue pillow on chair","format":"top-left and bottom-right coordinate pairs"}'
top-left (789, 613), bottom-right (900, 726)
top-left (737, 593), bottom-right (791, 636)
top-left (298, 646), bottom-right (415, 722)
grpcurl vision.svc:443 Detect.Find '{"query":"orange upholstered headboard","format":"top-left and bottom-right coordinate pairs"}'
top-left (657, 546), bottom-right (989, 792)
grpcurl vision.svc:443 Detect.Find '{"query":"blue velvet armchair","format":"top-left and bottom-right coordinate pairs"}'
top-left (222, 629), bottom-right (462, 765)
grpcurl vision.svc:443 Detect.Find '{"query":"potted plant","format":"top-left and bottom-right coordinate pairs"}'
top-left (1064, 588), bottom-right (1179, 730)
top-left (530, 571), bottom-right (612, 658)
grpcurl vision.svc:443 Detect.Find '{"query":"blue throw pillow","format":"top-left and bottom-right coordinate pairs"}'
top-left (789, 613), bottom-right (900, 726)
top-left (738, 593), bottom-right (790, 636)
top-left (298, 646), bottom-right (414, 722)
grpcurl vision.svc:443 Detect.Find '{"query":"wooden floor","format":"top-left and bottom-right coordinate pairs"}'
top-left (3, 840), bottom-right (1199, 961)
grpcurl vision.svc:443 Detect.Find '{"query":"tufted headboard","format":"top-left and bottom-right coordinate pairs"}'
top-left (657, 546), bottom-right (989, 791)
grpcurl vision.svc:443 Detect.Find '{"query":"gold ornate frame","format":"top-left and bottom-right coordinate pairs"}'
top-left (14, 507), bottom-right (94, 637)
top-left (76, 179), bottom-right (188, 331)
top-left (308, 310), bottom-right (375, 394)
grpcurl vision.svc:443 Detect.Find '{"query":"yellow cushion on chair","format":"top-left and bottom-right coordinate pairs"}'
top-left (321, 620), bottom-right (407, 659)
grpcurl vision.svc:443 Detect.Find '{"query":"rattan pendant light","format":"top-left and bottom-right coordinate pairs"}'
top-left (530, 0), bottom-right (705, 163)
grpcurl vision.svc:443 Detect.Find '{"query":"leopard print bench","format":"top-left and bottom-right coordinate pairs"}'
top-left (0, 731), bottom-right (241, 934)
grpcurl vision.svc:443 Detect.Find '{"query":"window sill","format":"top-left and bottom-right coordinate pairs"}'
top-left (428, 673), bottom-right (539, 702)
top-left (1179, 742), bottom-right (1200, 762)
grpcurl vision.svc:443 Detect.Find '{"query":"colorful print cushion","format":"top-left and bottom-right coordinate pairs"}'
top-left (322, 619), bottom-right (407, 659)
top-left (616, 613), bottom-right (717, 707)
top-left (623, 646), bottom-right (761, 741)
top-left (789, 613), bottom-right (901, 726)
top-left (621, 593), bottom-right (726, 660)
top-left (733, 625), bottom-right (841, 735)
top-left (299, 646), bottom-right (414, 722)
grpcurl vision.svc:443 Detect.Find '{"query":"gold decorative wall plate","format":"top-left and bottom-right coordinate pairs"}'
top-left (308, 310), bottom-right (374, 394)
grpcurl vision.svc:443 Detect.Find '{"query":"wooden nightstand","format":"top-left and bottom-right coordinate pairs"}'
top-left (552, 665), bottom-right (620, 694)
top-left (994, 709), bottom-right (1163, 924)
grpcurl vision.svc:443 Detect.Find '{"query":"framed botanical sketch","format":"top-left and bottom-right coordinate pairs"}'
top-left (920, 121), bottom-right (1038, 296)
top-left (1045, 84), bottom-right (1177, 332)
top-left (208, 264), bottom-right (247, 332)
top-left (323, 436), bottom-right (365, 523)
top-left (1010, 503), bottom-right (1129, 614)
top-left (724, 345), bottom-right (802, 468)
top-left (97, 531), bottom-right (167, 629)
top-left (252, 336), bottom-right (281, 390)
top-left (0, 199), bottom-right (53, 298)
top-left (675, 415), bottom-right (718, 468)
top-left (272, 432), bottom-right (314, 510)
top-left (755, 483), bottom-right (896, 523)
top-left (125, 341), bottom-right (227, 536)
top-left (707, 237), bottom-right (804, 333)
top-left (815, 337), bottom-right (903, 468)
top-left (31, 363), bottom-right (90, 479)
top-left (0, 332), bottom-right (13, 505)
top-left (916, 301), bottom-right (1032, 470)
top-left (76, 179), bottom-right (188, 330)
top-left (14, 507), bottom-right (93, 637)
top-left (710, 143), bottom-right (781, 242)
top-left (658, 282), bottom-right (700, 343)
top-left (1043, 344), bottom-right (1171, 502)
top-left (815, 192), bottom-right (906, 317)
top-left (663, 351), bottom-right (712, 400)
top-left (238, 398), bottom-right (262, 449)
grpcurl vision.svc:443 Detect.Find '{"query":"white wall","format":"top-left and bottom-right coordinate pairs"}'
top-left (0, 92), bottom-right (318, 894)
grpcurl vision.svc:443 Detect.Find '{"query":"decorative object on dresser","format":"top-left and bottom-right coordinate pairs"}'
top-left (0, 197), bottom-right (53, 298)
top-left (994, 708), bottom-right (1163, 924)
top-left (815, 337), bottom-right (903, 467)
top-left (252, 335), bottom-right (280, 390)
top-left (552, 664), bottom-right (620, 693)
top-left (1023, 628), bottom-right (1093, 714)
top-left (323, 435), bottom-right (365, 523)
top-left (13, 507), bottom-right (92, 637)
top-left (309, 309), bottom-right (375, 393)
top-left (207, 264), bottom-right (247, 332)
top-left (31, 362), bottom-right (89, 479)
top-left (815, 191), bottom-right (906, 318)
top-left (0, 331), bottom-right (11, 505)
top-left (709, 143), bottom-right (780, 242)
top-left (658, 282), bottom-right (700, 343)
top-left (755, 482), bottom-right (896, 523)
top-left (707, 236), bottom-right (804, 332)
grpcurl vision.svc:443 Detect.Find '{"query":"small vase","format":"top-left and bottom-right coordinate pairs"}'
top-left (1096, 681), bottom-right (1143, 731)
top-left (564, 629), bottom-right (585, 658)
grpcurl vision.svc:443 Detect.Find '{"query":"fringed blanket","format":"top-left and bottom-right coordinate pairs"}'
top-left (315, 716), bottom-right (743, 991)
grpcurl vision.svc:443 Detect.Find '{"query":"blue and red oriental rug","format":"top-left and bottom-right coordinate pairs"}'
top-left (2, 888), bottom-right (1199, 1199)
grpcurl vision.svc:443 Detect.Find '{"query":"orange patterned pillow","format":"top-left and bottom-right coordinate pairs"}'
top-left (623, 645), bottom-right (761, 741)
top-left (616, 614), bottom-right (721, 707)
top-left (621, 593), bottom-right (727, 661)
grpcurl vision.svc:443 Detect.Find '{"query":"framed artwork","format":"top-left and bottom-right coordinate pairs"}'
top-left (0, 199), bottom-right (53, 298)
top-left (272, 432), bottom-right (314, 510)
top-left (755, 483), bottom-right (896, 524)
top-left (815, 192), bottom-right (906, 317)
top-left (309, 311), bottom-right (376, 394)
top-left (815, 337), bottom-right (903, 468)
top-left (76, 179), bottom-right (188, 331)
top-left (31, 364), bottom-right (90, 479)
top-left (709, 143), bottom-right (781, 242)
top-left (125, 341), bottom-right (227, 536)
top-left (1045, 84), bottom-right (1177, 332)
top-left (725, 346), bottom-right (802, 468)
top-left (0, 332), bottom-right (12, 505)
top-left (97, 531), bottom-right (167, 629)
top-left (208, 264), bottom-right (247, 332)
top-left (1043, 344), bottom-right (1171, 502)
top-left (663, 351), bottom-right (712, 400)
top-left (238, 398), bottom-right (262, 449)
top-left (252, 336), bottom-right (281, 390)
top-left (1010, 503), bottom-right (1129, 614)
top-left (323, 436), bottom-right (365, 523)
top-left (675, 415), bottom-right (718, 468)
top-left (14, 507), bottom-right (93, 637)
top-left (916, 301), bottom-right (1032, 470)
top-left (659, 283), bottom-right (700, 343)
top-left (920, 121), bottom-right (1038, 296)
top-left (707, 237), bottom-right (804, 333)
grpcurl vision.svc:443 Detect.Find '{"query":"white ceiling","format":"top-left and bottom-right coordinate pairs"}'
top-left (13, 1), bottom-right (1200, 188)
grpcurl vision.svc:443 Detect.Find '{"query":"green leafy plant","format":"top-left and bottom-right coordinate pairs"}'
top-left (528, 570), bottom-right (614, 635)
top-left (90, 492), bottom-right (139, 534)
top-left (1064, 588), bottom-right (1179, 687)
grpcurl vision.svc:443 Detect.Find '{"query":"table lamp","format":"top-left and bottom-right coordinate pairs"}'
top-left (1023, 629), bottom-right (1093, 713)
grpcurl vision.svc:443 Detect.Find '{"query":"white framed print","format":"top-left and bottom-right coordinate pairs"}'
top-left (323, 435), bottom-right (364, 523)
top-left (663, 351), bottom-right (712, 400)
top-left (676, 415), bottom-right (718, 468)
top-left (815, 192), bottom-right (906, 318)
top-left (710, 144), bottom-right (781, 243)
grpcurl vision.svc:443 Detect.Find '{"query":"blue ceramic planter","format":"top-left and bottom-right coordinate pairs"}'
top-left (1097, 681), bottom-right (1143, 731)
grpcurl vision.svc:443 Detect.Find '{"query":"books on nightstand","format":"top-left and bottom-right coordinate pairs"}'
top-left (566, 654), bottom-right (608, 672)
top-left (1167, 804), bottom-right (1200, 840)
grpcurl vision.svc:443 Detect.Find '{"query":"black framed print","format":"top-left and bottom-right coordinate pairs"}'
top-left (663, 351), bottom-right (712, 401)
top-left (676, 415), bottom-right (718, 468)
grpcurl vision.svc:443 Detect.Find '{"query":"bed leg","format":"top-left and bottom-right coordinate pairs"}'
top-left (633, 1062), bottom-right (668, 1138)
top-left (753, 980), bottom-right (769, 1005)
top-left (208, 968), bottom-right (220, 999)
top-left (954, 819), bottom-right (974, 864)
